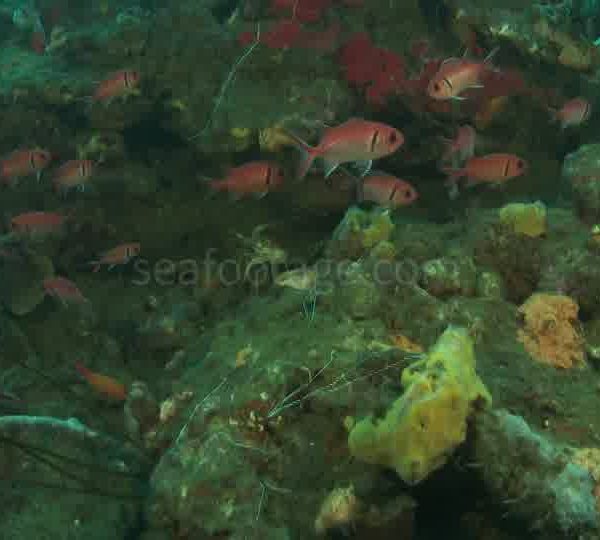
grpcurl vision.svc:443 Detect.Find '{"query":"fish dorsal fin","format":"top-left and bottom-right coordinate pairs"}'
top-left (229, 164), bottom-right (247, 177)
top-left (339, 117), bottom-right (366, 127)
top-left (441, 57), bottom-right (462, 66)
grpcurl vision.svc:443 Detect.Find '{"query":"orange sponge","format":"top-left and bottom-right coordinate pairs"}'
top-left (517, 293), bottom-right (585, 369)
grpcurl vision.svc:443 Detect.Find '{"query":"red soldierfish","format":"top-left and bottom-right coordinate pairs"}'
top-left (0, 149), bottom-right (52, 184)
top-left (43, 276), bottom-right (89, 305)
top-left (551, 97), bottom-right (591, 129)
top-left (288, 118), bottom-right (405, 180)
top-left (53, 160), bottom-right (94, 192)
top-left (445, 153), bottom-right (527, 187)
top-left (208, 161), bottom-right (284, 198)
top-left (90, 243), bottom-right (141, 272)
top-left (93, 70), bottom-right (140, 103)
top-left (11, 211), bottom-right (68, 235)
top-left (427, 49), bottom-right (497, 101)
top-left (441, 125), bottom-right (476, 166)
top-left (359, 173), bottom-right (418, 208)
top-left (75, 361), bottom-right (127, 402)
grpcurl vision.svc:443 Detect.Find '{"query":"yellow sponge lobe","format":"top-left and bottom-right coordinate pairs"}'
top-left (498, 201), bottom-right (547, 237)
top-left (348, 326), bottom-right (491, 484)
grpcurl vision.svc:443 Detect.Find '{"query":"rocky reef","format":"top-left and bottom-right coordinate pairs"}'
top-left (2, 0), bottom-right (600, 539)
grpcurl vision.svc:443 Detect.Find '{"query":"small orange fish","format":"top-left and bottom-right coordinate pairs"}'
top-left (427, 49), bottom-right (496, 101)
top-left (550, 97), bottom-right (591, 129)
top-left (75, 361), bottom-right (127, 402)
top-left (445, 153), bottom-right (527, 188)
top-left (208, 161), bottom-right (284, 198)
top-left (287, 118), bottom-right (405, 180)
top-left (0, 148), bottom-right (52, 184)
top-left (53, 159), bottom-right (94, 192)
top-left (43, 276), bottom-right (89, 305)
top-left (11, 211), bottom-right (68, 235)
top-left (93, 70), bottom-right (140, 102)
top-left (90, 242), bottom-right (141, 272)
top-left (359, 173), bottom-right (418, 208)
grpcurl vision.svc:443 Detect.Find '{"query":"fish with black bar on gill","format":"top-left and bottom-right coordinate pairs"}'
top-left (358, 172), bottom-right (419, 209)
top-left (72, 70), bottom-right (142, 106)
top-left (88, 242), bottom-right (141, 272)
top-left (548, 97), bottom-right (592, 129)
top-left (10, 210), bottom-right (71, 237)
top-left (74, 361), bottom-right (127, 403)
top-left (427, 48), bottom-right (499, 102)
top-left (0, 148), bottom-right (52, 185)
top-left (43, 276), bottom-right (90, 306)
top-left (92, 69), bottom-right (141, 104)
top-left (204, 161), bottom-right (285, 200)
top-left (52, 159), bottom-right (95, 194)
top-left (443, 153), bottom-right (528, 198)
top-left (284, 118), bottom-right (405, 180)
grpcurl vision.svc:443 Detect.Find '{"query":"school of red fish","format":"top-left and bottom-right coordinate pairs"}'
top-left (1, 47), bottom-right (592, 399)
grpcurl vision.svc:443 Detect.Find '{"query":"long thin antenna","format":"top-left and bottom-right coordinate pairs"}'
top-left (190, 24), bottom-right (261, 141)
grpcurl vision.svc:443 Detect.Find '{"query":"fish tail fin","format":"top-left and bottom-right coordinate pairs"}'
top-left (547, 107), bottom-right (565, 128)
top-left (197, 175), bottom-right (220, 197)
top-left (338, 165), bottom-right (363, 200)
top-left (281, 129), bottom-right (319, 181)
top-left (483, 46), bottom-right (499, 65)
top-left (74, 361), bottom-right (92, 381)
top-left (206, 179), bottom-right (227, 196)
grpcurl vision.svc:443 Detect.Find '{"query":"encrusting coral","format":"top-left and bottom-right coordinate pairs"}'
top-left (314, 485), bottom-right (362, 535)
top-left (571, 448), bottom-right (600, 512)
top-left (517, 293), bottom-right (585, 368)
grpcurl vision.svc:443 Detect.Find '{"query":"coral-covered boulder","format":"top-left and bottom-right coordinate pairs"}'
top-left (472, 409), bottom-right (600, 537)
top-left (563, 143), bottom-right (600, 224)
top-left (420, 256), bottom-right (478, 298)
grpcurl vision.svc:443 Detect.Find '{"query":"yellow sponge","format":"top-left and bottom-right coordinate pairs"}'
top-left (348, 326), bottom-right (491, 484)
top-left (498, 201), bottom-right (547, 238)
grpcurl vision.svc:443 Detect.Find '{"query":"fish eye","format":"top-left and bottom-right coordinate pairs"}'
top-left (516, 160), bottom-right (524, 169)
top-left (404, 190), bottom-right (412, 198)
top-left (389, 132), bottom-right (397, 143)
top-left (433, 83), bottom-right (440, 92)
